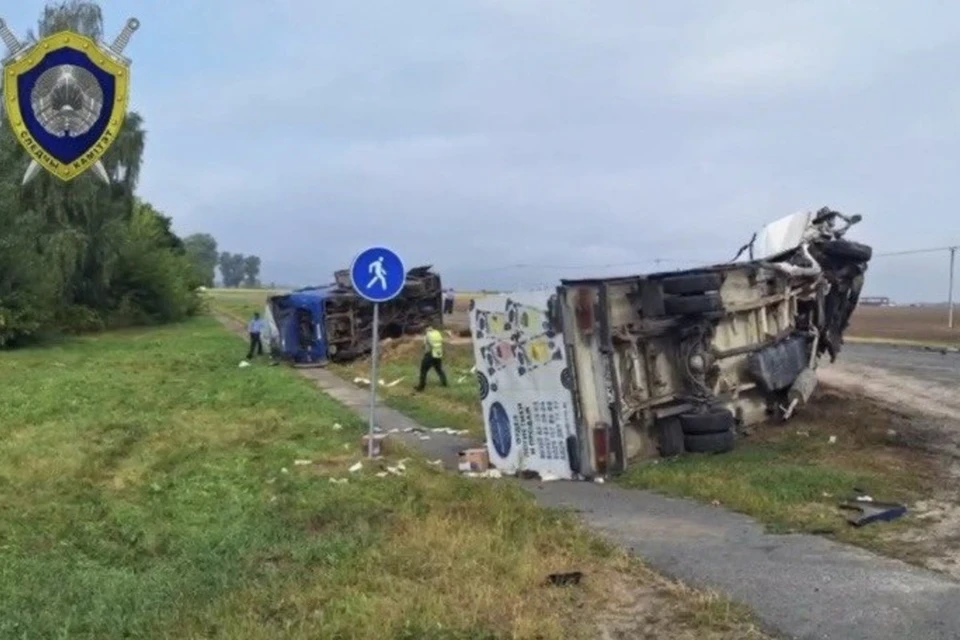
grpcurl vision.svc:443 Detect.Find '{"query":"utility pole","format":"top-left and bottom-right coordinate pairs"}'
top-left (950, 246), bottom-right (957, 329)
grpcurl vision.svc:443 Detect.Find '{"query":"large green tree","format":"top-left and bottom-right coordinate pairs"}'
top-left (218, 252), bottom-right (245, 287)
top-left (183, 233), bottom-right (219, 287)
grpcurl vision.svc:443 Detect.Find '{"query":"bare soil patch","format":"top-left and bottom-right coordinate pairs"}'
top-left (849, 305), bottom-right (960, 345)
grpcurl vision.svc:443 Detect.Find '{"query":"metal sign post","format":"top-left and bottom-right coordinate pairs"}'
top-left (350, 246), bottom-right (406, 457)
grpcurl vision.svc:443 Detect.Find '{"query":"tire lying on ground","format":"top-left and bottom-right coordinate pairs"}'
top-left (659, 272), bottom-right (723, 296)
top-left (663, 292), bottom-right (723, 316)
top-left (683, 430), bottom-right (735, 454)
top-left (679, 407), bottom-right (735, 436)
top-left (657, 417), bottom-right (685, 457)
top-left (820, 239), bottom-right (873, 262)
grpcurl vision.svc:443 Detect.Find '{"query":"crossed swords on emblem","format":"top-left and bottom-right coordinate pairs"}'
top-left (0, 17), bottom-right (138, 185)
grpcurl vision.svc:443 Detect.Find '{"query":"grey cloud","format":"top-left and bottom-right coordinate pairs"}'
top-left (134, 0), bottom-right (960, 301)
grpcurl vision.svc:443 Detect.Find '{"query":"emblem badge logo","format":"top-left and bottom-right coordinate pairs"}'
top-left (0, 17), bottom-right (139, 184)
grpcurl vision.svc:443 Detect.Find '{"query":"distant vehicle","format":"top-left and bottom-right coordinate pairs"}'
top-left (859, 296), bottom-right (891, 306)
top-left (261, 265), bottom-right (443, 365)
top-left (469, 208), bottom-right (873, 479)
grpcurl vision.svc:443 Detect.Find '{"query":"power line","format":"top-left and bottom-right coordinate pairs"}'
top-left (874, 245), bottom-right (958, 257)
top-left (458, 244), bottom-right (960, 273)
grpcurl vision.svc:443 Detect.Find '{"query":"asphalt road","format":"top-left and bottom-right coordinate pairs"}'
top-left (841, 342), bottom-right (960, 388)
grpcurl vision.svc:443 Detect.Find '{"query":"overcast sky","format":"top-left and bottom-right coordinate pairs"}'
top-left (7, 1), bottom-right (960, 301)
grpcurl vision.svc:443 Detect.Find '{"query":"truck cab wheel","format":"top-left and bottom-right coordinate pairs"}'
top-left (683, 430), bottom-right (735, 454)
top-left (657, 417), bottom-right (685, 457)
top-left (679, 407), bottom-right (734, 436)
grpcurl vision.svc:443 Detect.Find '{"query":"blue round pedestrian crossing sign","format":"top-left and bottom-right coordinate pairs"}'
top-left (350, 246), bottom-right (406, 303)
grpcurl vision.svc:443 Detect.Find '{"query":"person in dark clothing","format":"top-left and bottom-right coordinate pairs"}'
top-left (415, 326), bottom-right (448, 391)
top-left (246, 312), bottom-right (264, 360)
top-left (442, 289), bottom-right (455, 315)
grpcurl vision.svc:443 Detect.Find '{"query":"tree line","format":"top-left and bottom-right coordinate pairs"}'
top-left (0, 1), bottom-right (260, 348)
top-left (182, 233), bottom-right (262, 288)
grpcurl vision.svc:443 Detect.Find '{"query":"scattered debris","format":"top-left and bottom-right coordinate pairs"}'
top-left (594, 477), bottom-right (605, 484)
top-left (463, 469), bottom-right (502, 479)
top-left (280, 467), bottom-right (289, 474)
top-left (427, 459), bottom-right (443, 467)
top-left (839, 498), bottom-right (907, 527)
top-left (348, 462), bottom-right (363, 473)
top-left (458, 448), bottom-right (490, 473)
top-left (456, 365), bottom-right (478, 384)
top-left (293, 459), bottom-right (312, 466)
top-left (546, 571), bottom-right (584, 587)
top-left (238, 360), bottom-right (251, 368)
top-left (329, 477), bottom-right (348, 485)
top-left (432, 427), bottom-right (470, 436)
top-left (796, 430), bottom-right (810, 437)
top-left (332, 423), bottom-right (343, 431)
top-left (375, 471), bottom-right (388, 478)
top-left (828, 435), bottom-right (838, 444)
top-left (353, 376), bottom-right (409, 389)
top-left (540, 472), bottom-right (560, 482)
top-left (418, 434), bottom-right (431, 441)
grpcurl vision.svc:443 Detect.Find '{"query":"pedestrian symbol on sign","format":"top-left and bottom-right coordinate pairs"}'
top-left (367, 256), bottom-right (388, 290)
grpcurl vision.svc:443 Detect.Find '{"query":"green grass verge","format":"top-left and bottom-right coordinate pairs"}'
top-left (620, 392), bottom-right (940, 554)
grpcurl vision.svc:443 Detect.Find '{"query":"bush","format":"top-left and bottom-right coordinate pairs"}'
top-left (106, 204), bottom-right (202, 326)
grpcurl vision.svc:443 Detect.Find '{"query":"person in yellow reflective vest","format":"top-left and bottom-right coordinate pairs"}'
top-left (415, 325), bottom-right (448, 391)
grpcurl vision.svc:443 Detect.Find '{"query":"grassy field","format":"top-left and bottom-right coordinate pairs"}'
top-left (0, 315), bottom-right (766, 639)
top-left (205, 287), bottom-right (282, 323)
top-left (848, 305), bottom-right (960, 345)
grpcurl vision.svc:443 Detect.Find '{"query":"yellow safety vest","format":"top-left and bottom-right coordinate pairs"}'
top-left (425, 329), bottom-right (443, 358)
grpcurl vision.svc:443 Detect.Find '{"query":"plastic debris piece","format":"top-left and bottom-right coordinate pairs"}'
top-left (348, 462), bottom-right (363, 473)
top-left (332, 423), bottom-right (343, 431)
top-left (828, 435), bottom-right (837, 444)
top-left (839, 499), bottom-right (907, 526)
top-left (293, 459), bottom-right (312, 466)
top-left (375, 471), bottom-right (388, 478)
top-left (280, 467), bottom-right (289, 474)
top-left (546, 571), bottom-right (583, 586)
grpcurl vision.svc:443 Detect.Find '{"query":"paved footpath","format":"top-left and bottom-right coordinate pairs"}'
top-left (221, 318), bottom-right (960, 640)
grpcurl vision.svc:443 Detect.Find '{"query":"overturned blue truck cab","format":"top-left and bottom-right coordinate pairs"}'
top-left (262, 265), bottom-right (444, 365)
